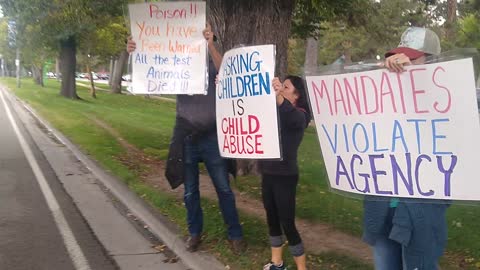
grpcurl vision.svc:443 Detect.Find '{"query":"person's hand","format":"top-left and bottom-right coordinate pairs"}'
top-left (127, 36), bottom-right (136, 53)
top-left (272, 77), bottom-right (285, 105)
top-left (384, 53), bottom-right (412, 73)
top-left (272, 77), bottom-right (283, 95)
top-left (203, 23), bottom-right (215, 46)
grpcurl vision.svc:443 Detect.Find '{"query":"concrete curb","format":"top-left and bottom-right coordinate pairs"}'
top-left (5, 88), bottom-right (227, 270)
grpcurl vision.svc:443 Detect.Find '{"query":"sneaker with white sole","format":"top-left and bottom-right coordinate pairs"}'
top-left (263, 262), bottom-right (287, 270)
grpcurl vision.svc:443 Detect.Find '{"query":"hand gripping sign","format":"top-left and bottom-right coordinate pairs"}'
top-left (128, 2), bottom-right (207, 95)
top-left (216, 45), bottom-right (281, 159)
top-left (306, 52), bottom-right (480, 201)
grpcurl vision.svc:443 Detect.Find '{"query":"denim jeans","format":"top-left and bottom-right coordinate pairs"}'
top-left (373, 236), bottom-right (402, 270)
top-left (373, 236), bottom-right (440, 270)
top-left (183, 133), bottom-right (243, 240)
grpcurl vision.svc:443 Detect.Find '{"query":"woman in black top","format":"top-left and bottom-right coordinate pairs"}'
top-left (260, 76), bottom-right (311, 270)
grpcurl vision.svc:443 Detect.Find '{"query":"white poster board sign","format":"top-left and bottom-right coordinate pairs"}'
top-left (128, 2), bottom-right (207, 94)
top-left (216, 45), bottom-right (281, 159)
top-left (306, 58), bottom-right (480, 200)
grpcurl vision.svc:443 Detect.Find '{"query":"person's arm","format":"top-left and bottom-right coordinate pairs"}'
top-left (272, 77), bottom-right (308, 129)
top-left (278, 99), bottom-right (308, 129)
top-left (203, 24), bottom-right (222, 70)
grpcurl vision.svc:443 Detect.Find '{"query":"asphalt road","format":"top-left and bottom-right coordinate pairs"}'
top-left (0, 85), bottom-right (221, 270)
top-left (0, 88), bottom-right (119, 269)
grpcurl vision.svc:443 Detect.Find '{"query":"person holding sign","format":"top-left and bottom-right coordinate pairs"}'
top-left (127, 23), bottom-right (246, 255)
top-left (362, 27), bottom-right (449, 270)
top-left (259, 76), bottom-right (311, 270)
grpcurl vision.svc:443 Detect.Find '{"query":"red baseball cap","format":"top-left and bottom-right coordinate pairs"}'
top-left (385, 47), bottom-right (424, 60)
top-left (385, 27), bottom-right (441, 60)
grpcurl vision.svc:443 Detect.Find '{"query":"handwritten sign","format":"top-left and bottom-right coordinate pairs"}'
top-left (128, 2), bottom-right (207, 94)
top-left (306, 58), bottom-right (480, 200)
top-left (216, 45), bottom-right (281, 159)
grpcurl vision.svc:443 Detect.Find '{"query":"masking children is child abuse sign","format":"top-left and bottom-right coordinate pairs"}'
top-left (216, 45), bottom-right (281, 159)
top-left (128, 2), bottom-right (207, 94)
top-left (306, 58), bottom-right (480, 200)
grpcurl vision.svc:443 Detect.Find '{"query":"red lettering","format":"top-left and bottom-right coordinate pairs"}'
top-left (255, 135), bottom-right (264, 154)
top-left (248, 115), bottom-right (260, 134)
top-left (432, 66), bottom-right (451, 113)
top-left (221, 118), bottom-right (228, 134)
top-left (149, 4), bottom-right (187, 19)
top-left (333, 79), bottom-right (348, 115)
top-left (229, 136), bottom-right (237, 153)
top-left (409, 68), bottom-right (429, 113)
top-left (149, 4), bottom-right (158, 18)
top-left (312, 80), bottom-right (333, 115)
top-left (344, 77), bottom-right (361, 115)
top-left (246, 135), bottom-right (254, 154)
top-left (239, 117), bottom-right (248, 135)
top-left (396, 73), bottom-right (407, 114)
top-left (360, 75), bottom-right (379, 115)
top-left (380, 72), bottom-right (397, 113)
top-left (223, 135), bottom-right (230, 153)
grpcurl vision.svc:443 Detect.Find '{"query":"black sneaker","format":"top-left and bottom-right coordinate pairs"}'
top-left (263, 262), bottom-right (287, 270)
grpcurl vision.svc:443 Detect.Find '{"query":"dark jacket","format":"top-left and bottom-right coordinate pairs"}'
top-left (258, 99), bottom-right (311, 175)
top-left (165, 117), bottom-right (236, 189)
top-left (363, 197), bottom-right (449, 269)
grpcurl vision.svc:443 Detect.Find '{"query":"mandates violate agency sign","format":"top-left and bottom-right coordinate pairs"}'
top-left (306, 58), bottom-right (480, 201)
top-left (216, 45), bottom-right (281, 159)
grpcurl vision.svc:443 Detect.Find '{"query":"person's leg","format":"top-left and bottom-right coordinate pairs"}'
top-left (262, 174), bottom-right (284, 266)
top-left (373, 236), bottom-right (402, 270)
top-left (183, 136), bottom-right (203, 238)
top-left (272, 175), bottom-right (306, 270)
top-left (200, 134), bottom-right (243, 240)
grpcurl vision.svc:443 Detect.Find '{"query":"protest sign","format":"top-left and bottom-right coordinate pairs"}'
top-left (128, 2), bottom-right (207, 94)
top-left (306, 58), bottom-right (480, 200)
top-left (216, 45), bottom-right (281, 159)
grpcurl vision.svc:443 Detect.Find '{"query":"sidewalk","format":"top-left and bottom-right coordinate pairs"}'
top-left (3, 87), bottom-right (226, 270)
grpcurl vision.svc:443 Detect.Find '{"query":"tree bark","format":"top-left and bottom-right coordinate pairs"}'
top-left (209, 0), bottom-right (295, 78)
top-left (304, 37), bottom-right (318, 74)
top-left (59, 36), bottom-right (79, 99)
top-left (32, 64), bottom-right (44, 87)
top-left (208, 0), bottom-right (295, 175)
top-left (55, 57), bottom-right (61, 82)
top-left (108, 57), bottom-right (114, 86)
top-left (110, 50), bottom-right (128, 94)
top-left (87, 66), bottom-right (96, 98)
top-left (446, 0), bottom-right (457, 42)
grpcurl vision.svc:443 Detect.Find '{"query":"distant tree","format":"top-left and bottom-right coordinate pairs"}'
top-left (0, 0), bottom-right (124, 99)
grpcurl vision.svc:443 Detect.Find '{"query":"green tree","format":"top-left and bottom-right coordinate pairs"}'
top-left (0, 0), bottom-right (124, 99)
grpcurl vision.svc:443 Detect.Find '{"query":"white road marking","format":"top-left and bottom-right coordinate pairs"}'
top-left (0, 89), bottom-right (91, 270)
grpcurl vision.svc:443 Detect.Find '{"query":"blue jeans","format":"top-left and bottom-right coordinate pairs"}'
top-left (373, 236), bottom-right (440, 270)
top-left (183, 133), bottom-right (243, 240)
top-left (373, 236), bottom-right (402, 270)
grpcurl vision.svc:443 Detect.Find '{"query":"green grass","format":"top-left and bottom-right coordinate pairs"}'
top-left (4, 77), bottom-right (480, 269)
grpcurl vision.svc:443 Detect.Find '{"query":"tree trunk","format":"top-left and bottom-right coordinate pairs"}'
top-left (87, 66), bottom-right (96, 98)
top-left (446, 0), bottom-right (457, 42)
top-left (209, 0), bottom-right (295, 78)
top-left (111, 50), bottom-right (128, 94)
top-left (32, 64), bottom-right (44, 87)
top-left (55, 57), bottom-right (61, 82)
top-left (304, 37), bottom-right (318, 74)
top-left (108, 57), bottom-right (114, 86)
top-left (209, 0), bottom-right (295, 176)
top-left (59, 36), bottom-right (79, 99)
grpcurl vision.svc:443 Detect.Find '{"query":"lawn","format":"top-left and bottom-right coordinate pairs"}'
top-left (3, 77), bottom-right (480, 269)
